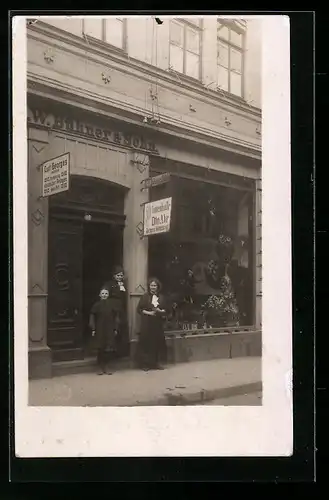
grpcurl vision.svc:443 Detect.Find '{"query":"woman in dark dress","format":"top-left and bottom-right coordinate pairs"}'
top-left (89, 288), bottom-right (117, 375)
top-left (102, 265), bottom-right (129, 358)
top-left (137, 278), bottom-right (167, 371)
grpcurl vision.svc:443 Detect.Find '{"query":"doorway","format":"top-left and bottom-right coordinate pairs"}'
top-left (47, 175), bottom-right (127, 362)
top-left (82, 221), bottom-right (123, 354)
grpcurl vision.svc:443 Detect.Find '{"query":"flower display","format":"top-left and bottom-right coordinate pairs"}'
top-left (203, 294), bottom-right (224, 310)
top-left (218, 234), bottom-right (233, 246)
top-left (202, 273), bottom-right (240, 323)
top-left (206, 259), bottom-right (218, 278)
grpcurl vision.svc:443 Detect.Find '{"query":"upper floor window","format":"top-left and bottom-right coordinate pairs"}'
top-left (169, 18), bottom-right (202, 80)
top-left (217, 20), bottom-right (244, 97)
top-left (83, 17), bottom-right (126, 51)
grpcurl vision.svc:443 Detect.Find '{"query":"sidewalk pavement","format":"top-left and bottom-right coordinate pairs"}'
top-left (29, 357), bottom-right (262, 407)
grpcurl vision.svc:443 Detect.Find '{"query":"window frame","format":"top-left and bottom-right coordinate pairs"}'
top-left (82, 17), bottom-right (127, 53)
top-left (216, 20), bottom-right (245, 99)
top-left (169, 18), bottom-right (203, 82)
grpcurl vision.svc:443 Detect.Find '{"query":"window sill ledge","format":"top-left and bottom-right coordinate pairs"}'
top-left (82, 33), bottom-right (127, 58)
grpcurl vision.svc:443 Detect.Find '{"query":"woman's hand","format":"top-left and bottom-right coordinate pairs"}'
top-left (143, 310), bottom-right (156, 316)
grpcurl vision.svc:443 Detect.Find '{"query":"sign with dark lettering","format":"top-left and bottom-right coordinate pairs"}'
top-left (27, 107), bottom-right (159, 155)
top-left (143, 197), bottom-right (172, 236)
top-left (42, 153), bottom-right (70, 197)
top-left (141, 172), bottom-right (170, 190)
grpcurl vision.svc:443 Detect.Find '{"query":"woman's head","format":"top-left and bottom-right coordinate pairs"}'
top-left (113, 265), bottom-right (124, 282)
top-left (148, 277), bottom-right (162, 295)
top-left (99, 288), bottom-right (110, 300)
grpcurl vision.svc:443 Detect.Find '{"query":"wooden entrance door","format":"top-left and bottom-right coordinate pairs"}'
top-left (47, 216), bottom-right (83, 356)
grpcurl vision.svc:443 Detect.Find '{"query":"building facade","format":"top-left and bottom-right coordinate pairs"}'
top-left (26, 16), bottom-right (262, 379)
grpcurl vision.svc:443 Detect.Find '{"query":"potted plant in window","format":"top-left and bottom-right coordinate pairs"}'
top-left (202, 294), bottom-right (224, 328)
top-left (202, 273), bottom-right (240, 328)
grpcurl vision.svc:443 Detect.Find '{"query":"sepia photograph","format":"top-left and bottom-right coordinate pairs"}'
top-left (13, 14), bottom-right (292, 457)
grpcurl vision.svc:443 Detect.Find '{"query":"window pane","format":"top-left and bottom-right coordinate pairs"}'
top-left (230, 29), bottom-right (243, 47)
top-left (170, 44), bottom-right (184, 73)
top-left (83, 18), bottom-right (102, 40)
top-left (105, 18), bottom-right (123, 47)
top-left (231, 48), bottom-right (242, 73)
top-left (186, 51), bottom-right (200, 79)
top-left (230, 71), bottom-right (242, 96)
top-left (170, 20), bottom-right (184, 46)
top-left (217, 22), bottom-right (229, 40)
top-left (186, 27), bottom-right (200, 54)
top-left (183, 17), bottom-right (201, 26)
top-left (217, 41), bottom-right (229, 68)
top-left (217, 65), bottom-right (229, 91)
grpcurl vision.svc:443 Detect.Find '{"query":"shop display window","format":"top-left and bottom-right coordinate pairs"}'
top-left (148, 174), bottom-right (255, 331)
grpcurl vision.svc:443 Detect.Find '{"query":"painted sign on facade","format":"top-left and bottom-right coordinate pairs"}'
top-left (28, 106), bottom-right (159, 155)
top-left (42, 153), bottom-right (70, 197)
top-left (143, 197), bottom-right (172, 236)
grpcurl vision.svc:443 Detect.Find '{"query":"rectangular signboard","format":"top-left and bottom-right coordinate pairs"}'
top-left (142, 172), bottom-right (170, 190)
top-left (143, 197), bottom-right (172, 236)
top-left (42, 153), bottom-right (70, 197)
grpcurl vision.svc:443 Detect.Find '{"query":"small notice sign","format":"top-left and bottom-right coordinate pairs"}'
top-left (142, 172), bottom-right (170, 190)
top-left (42, 153), bottom-right (70, 197)
top-left (143, 197), bottom-right (172, 236)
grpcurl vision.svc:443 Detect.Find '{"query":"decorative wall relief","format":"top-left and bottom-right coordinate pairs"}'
top-left (32, 144), bottom-right (46, 154)
top-left (55, 264), bottom-right (69, 291)
top-left (224, 116), bottom-right (232, 127)
top-left (101, 72), bottom-right (111, 84)
top-left (136, 222), bottom-right (144, 237)
top-left (137, 163), bottom-right (147, 174)
top-left (43, 49), bottom-right (55, 64)
top-left (31, 208), bottom-right (44, 226)
top-left (131, 153), bottom-right (149, 173)
top-left (135, 284), bottom-right (146, 293)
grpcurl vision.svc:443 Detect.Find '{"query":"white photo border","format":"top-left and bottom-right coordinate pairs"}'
top-left (13, 14), bottom-right (293, 457)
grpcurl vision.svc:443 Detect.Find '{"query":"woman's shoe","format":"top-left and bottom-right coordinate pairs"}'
top-left (97, 368), bottom-right (105, 375)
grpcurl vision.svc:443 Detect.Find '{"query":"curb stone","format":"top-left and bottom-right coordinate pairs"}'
top-left (122, 381), bottom-right (262, 407)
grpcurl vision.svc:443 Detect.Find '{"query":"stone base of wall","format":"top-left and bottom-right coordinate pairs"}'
top-left (230, 331), bottom-right (262, 358)
top-left (29, 331), bottom-right (261, 379)
top-left (131, 330), bottom-right (262, 365)
top-left (28, 346), bottom-right (52, 380)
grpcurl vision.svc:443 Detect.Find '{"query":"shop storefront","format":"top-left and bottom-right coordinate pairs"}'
top-left (148, 158), bottom-right (255, 332)
top-left (27, 94), bottom-right (261, 379)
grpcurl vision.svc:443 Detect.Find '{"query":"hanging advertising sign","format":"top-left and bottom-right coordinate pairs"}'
top-left (41, 153), bottom-right (70, 197)
top-left (143, 197), bottom-right (172, 236)
top-left (141, 172), bottom-right (171, 190)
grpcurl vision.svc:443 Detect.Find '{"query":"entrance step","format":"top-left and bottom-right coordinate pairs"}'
top-left (51, 348), bottom-right (84, 363)
top-left (52, 356), bottom-right (133, 377)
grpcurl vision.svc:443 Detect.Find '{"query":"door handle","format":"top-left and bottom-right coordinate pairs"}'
top-left (74, 309), bottom-right (79, 315)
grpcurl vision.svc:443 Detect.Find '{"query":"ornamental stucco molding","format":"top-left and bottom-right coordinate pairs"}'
top-left (27, 73), bottom-right (261, 160)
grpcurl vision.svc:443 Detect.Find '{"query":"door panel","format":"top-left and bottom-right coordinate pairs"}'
top-left (48, 216), bottom-right (83, 349)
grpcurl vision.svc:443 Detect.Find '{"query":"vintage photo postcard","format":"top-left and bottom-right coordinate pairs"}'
top-left (13, 14), bottom-right (292, 457)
